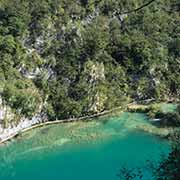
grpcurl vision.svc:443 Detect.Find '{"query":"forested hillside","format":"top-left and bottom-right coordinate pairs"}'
top-left (0, 0), bottom-right (179, 124)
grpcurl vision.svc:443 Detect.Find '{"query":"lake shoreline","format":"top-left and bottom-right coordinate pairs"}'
top-left (0, 101), bottom-right (177, 145)
top-left (0, 105), bottom-right (124, 145)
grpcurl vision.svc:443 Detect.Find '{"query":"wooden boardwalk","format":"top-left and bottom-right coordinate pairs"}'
top-left (0, 98), bottom-right (156, 145)
top-left (0, 105), bottom-right (125, 145)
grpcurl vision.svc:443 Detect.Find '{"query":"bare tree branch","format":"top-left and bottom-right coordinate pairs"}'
top-left (88, 0), bottom-right (157, 15)
top-left (119, 0), bottom-right (157, 15)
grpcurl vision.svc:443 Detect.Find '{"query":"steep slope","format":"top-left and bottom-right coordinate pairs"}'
top-left (0, 0), bottom-right (179, 133)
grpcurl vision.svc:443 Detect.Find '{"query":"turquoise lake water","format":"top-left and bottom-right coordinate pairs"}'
top-left (0, 111), bottom-right (173, 180)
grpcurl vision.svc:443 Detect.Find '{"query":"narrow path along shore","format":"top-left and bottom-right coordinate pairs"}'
top-left (0, 105), bottom-right (125, 145)
top-left (0, 99), bottom-right (174, 145)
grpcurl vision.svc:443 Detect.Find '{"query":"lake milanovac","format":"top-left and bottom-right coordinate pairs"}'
top-left (0, 104), bottom-right (176, 180)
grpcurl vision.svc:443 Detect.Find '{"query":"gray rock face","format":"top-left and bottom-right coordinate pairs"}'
top-left (84, 61), bottom-right (107, 113)
top-left (0, 96), bottom-right (46, 141)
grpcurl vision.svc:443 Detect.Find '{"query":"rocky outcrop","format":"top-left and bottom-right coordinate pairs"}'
top-left (84, 61), bottom-right (107, 113)
top-left (89, 91), bottom-right (107, 113)
top-left (0, 96), bottom-right (46, 142)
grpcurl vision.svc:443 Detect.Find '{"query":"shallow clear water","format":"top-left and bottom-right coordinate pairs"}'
top-left (159, 103), bottom-right (177, 113)
top-left (0, 112), bottom-right (171, 180)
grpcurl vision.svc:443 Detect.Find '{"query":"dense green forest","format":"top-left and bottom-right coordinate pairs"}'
top-left (0, 0), bottom-right (179, 121)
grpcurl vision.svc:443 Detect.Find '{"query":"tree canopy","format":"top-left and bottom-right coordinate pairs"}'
top-left (0, 0), bottom-right (179, 120)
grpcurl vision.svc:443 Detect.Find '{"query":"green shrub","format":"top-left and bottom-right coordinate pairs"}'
top-left (2, 83), bottom-right (41, 117)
